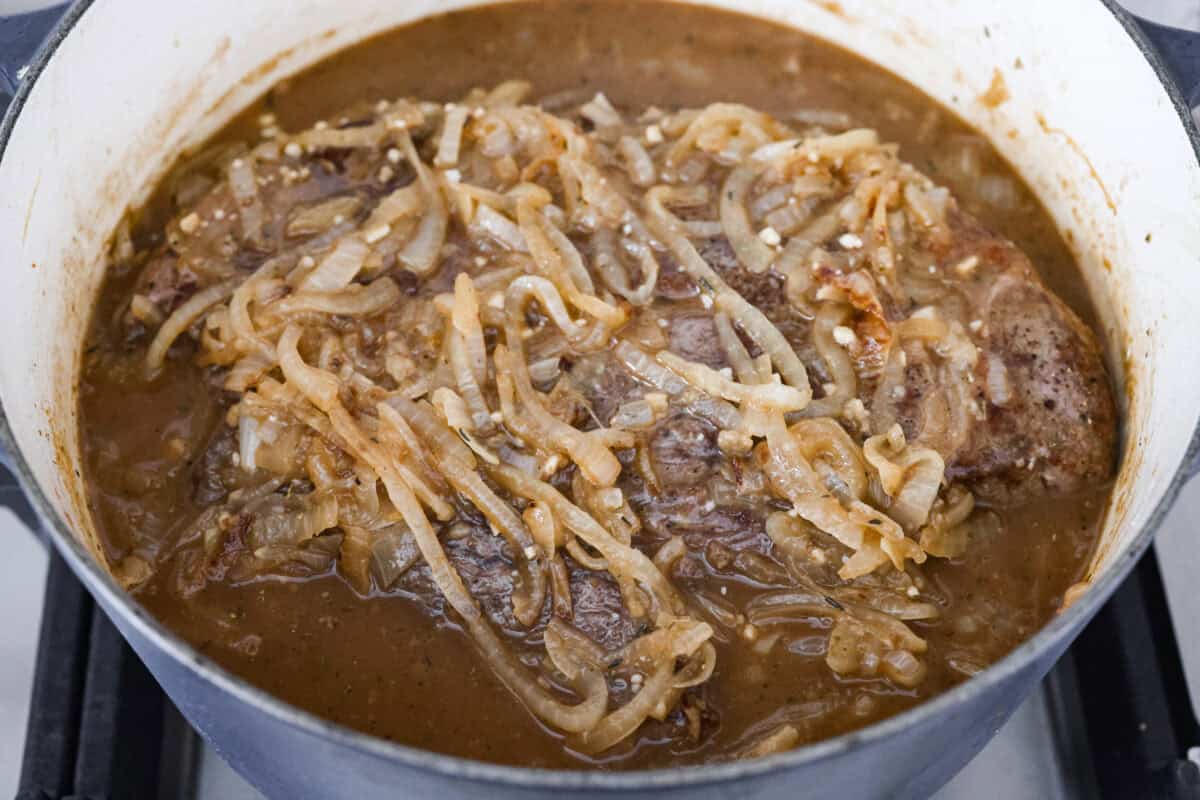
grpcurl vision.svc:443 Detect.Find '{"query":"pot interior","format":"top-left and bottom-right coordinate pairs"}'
top-left (1, 0), bottom-right (1197, 699)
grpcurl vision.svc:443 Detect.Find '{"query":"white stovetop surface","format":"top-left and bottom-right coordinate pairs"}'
top-left (2, 0), bottom-right (1197, 796)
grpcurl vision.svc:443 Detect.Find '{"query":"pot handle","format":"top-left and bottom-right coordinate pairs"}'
top-left (1129, 14), bottom-right (1200, 110)
top-left (0, 3), bottom-right (69, 118)
top-left (0, 4), bottom-right (68, 535)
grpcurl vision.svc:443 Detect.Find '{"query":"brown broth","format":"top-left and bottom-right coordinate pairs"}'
top-left (79, 0), bottom-right (1111, 770)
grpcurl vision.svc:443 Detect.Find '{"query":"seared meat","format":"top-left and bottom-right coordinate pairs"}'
top-left (444, 524), bottom-right (523, 632)
top-left (955, 264), bottom-right (1117, 503)
top-left (569, 569), bottom-right (641, 652)
top-left (888, 217), bottom-right (1117, 504)
top-left (390, 517), bottom-right (641, 650)
top-left (192, 425), bottom-right (236, 506)
top-left (566, 352), bottom-right (645, 425)
top-left (633, 412), bottom-right (779, 579)
top-left (649, 414), bottom-right (721, 487)
top-left (136, 254), bottom-right (197, 315)
top-left (668, 312), bottom-right (727, 369)
top-left (699, 237), bottom-right (819, 376)
top-left (686, 221), bottom-right (1116, 507)
top-left (655, 255), bottom-right (701, 301)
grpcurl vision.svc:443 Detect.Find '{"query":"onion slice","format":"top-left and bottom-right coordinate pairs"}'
top-left (397, 133), bottom-right (449, 275)
top-left (146, 277), bottom-right (240, 375)
top-left (721, 164), bottom-right (777, 273)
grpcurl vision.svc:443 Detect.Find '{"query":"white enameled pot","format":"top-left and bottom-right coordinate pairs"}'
top-left (2, 2), bottom-right (1200, 798)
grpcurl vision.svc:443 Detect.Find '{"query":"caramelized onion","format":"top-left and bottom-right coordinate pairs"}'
top-left (397, 133), bottom-right (449, 275)
top-left (227, 156), bottom-right (265, 244)
top-left (298, 236), bottom-right (369, 293)
top-left (473, 204), bottom-right (527, 251)
top-left (435, 105), bottom-right (470, 167)
top-left (272, 277), bottom-right (400, 317)
top-left (140, 84), bottom-right (1034, 750)
top-left (146, 277), bottom-right (241, 375)
top-left (721, 165), bottom-right (776, 273)
top-left (741, 725), bottom-right (801, 758)
top-left (863, 424), bottom-right (946, 532)
top-left (760, 412), bottom-right (921, 579)
top-left (645, 187), bottom-right (811, 396)
top-left (495, 345), bottom-right (630, 487)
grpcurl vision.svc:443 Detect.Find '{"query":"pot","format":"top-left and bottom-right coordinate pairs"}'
top-left (2, 2), bottom-right (1200, 797)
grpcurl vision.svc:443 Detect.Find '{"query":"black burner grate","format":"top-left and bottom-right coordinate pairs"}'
top-left (16, 552), bottom-right (196, 800)
top-left (1049, 554), bottom-right (1200, 799)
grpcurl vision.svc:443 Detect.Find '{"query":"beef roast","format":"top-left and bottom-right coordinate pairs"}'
top-left (891, 218), bottom-right (1117, 505)
top-left (686, 221), bottom-right (1115, 507)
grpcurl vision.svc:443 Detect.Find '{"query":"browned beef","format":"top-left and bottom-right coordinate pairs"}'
top-left (192, 425), bottom-right (236, 506)
top-left (668, 312), bottom-right (727, 369)
top-left (697, 236), bottom-right (821, 386)
top-left (655, 255), bottom-right (700, 301)
top-left (952, 264), bottom-right (1117, 503)
top-left (691, 224), bottom-right (1115, 506)
top-left (876, 217), bottom-right (1118, 504)
top-left (136, 254), bottom-right (197, 314)
top-left (649, 414), bottom-right (721, 487)
top-left (388, 516), bottom-right (640, 651)
top-left (564, 352), bottom-right (643, 425)
top-left (633, 413), bottom-right (779, 579)
top-left (444, 525), bottom-right (523, 631)
top-left (569, 569), bottom-right (642, 651)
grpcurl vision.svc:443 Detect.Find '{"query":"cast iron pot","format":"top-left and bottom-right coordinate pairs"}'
top-left (2, 2), bottom-right (1200, 797)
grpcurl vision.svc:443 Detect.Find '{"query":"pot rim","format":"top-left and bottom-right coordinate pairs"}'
top-left (2, 0), bottom-right (1198, 790)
